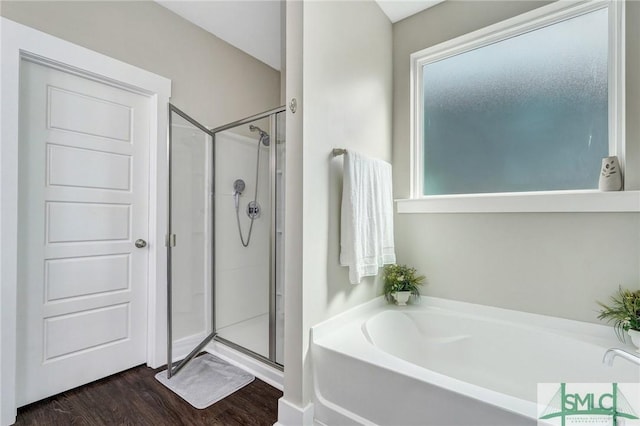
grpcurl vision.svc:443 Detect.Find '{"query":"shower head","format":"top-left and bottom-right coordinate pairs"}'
top-left (233, 179), bottom-right (245, 209)
top-left (233, 179), bottom-right (245, 195)
top-left (249, 124), bottom-right (270, 147)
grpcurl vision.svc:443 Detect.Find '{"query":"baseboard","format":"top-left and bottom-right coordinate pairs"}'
top-left (275, 398), bottom-right (314, 426)
top-left (205, 341), bottom-right (283, 391)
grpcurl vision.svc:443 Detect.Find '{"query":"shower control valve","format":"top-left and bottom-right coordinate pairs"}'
top-left (247, 201), bottom-right (261, 219)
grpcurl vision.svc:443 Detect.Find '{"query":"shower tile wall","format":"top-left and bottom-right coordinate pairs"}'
top-left (215, 130), bottom-right (271, 358)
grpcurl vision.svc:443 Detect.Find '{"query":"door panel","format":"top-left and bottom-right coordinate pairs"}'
top-left (45, 254), bottom-right (130, 301)
top-left (48, 86), bottom-right (132, 141)
top-left (44, 304), bottom-right (130, 360)
top-left (16, 59), bottom-right (150, 406)
top-left (47, 144), bottom-right (132, 190)
top-left (46, 202), bottom-right (131, 242)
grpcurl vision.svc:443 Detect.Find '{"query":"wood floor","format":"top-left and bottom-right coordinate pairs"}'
top-left (15, 362), bottom-right (282, 425)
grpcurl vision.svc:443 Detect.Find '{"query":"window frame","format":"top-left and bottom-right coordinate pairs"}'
top-left (406, 0), bottom-right (631, 212)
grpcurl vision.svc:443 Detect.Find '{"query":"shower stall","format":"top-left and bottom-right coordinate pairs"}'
top-left (166, 104), bottom-right (285, 377)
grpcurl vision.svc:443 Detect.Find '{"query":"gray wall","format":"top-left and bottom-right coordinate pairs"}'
top-left (393, 1), bottom-right (640, 323)
top-left (302, 0), bottom-right (392, 331)
top-left (1, 0), bottom-right (281, 127)
top-left (281, 0), bottom-right (393, 410)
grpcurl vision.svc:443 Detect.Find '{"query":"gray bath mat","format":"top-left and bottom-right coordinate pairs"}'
top-left (155, 353), bottom-right (254, 409)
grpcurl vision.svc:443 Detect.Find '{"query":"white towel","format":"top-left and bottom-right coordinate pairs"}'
top-left (340, 151), bottom-right (396, 284)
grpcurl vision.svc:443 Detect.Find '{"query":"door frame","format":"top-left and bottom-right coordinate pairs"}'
top-left (0, 18), bottom-right (171, 425)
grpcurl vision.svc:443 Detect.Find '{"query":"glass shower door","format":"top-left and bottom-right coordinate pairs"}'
top-left (166, 104), bottom-right (214, 377)
top-left (214, 116), bottom-right (272, 360)
top-left (213, 109), bottom-right (285, 367)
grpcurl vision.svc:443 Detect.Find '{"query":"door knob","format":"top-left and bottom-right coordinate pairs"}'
top-left (135, 239), bottom-right (147, 248)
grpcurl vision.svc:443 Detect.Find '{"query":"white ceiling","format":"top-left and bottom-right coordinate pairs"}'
top-left (155, 1), bottom-right (443, 72)
top-left (376, 0), bottom-right (445, 23)
top-left (156, 0), bottom-right (283, 70)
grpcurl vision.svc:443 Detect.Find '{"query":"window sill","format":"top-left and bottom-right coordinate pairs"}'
top-left (396, 190), bottom-right (640, 214)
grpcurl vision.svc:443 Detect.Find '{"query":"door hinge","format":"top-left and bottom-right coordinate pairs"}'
top-left (166, 234), bottom-right (177, 247)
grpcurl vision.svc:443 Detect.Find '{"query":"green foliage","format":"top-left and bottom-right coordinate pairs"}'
top-left (597, 286), bottom-right (640, 342)
top-left (383, 264), bottom-right (425, 303)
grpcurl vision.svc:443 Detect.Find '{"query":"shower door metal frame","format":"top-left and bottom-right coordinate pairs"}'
top-left (166, 104), bottom-right (285, 379)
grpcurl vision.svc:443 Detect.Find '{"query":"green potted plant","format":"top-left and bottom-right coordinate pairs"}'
top-left (597, 286), bottom-right (640, 351)
top-left (383, 264), bottom-right (425, 306)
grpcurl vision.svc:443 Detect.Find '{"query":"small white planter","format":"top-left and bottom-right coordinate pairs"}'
top-left (393, 291), bottom-right (411, 306)
top-left (628, 329), bottom-right (640, 352)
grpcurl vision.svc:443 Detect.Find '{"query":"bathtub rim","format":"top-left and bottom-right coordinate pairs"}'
top-left (311, 295), bottom-right (634, 422)
top-left (313, 295), bottom-right (625, 344)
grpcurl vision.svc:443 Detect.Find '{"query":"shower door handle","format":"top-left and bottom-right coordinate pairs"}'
top-left (135, 239), bottom-right (147, 248)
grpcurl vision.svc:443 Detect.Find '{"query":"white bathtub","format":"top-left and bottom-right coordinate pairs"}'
top-left (310, 296), bottom-right (640, 425)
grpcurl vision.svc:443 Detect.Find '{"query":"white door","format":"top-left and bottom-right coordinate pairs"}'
top-left (16, 59), bottom-right (151, 406)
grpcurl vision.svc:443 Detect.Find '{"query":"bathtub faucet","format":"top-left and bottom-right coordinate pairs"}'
top-left (603, 348), bottom-right (640, 367)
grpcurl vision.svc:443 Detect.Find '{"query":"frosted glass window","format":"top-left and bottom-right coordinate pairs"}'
top-left (422, 8), bottom-right (608, 196)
